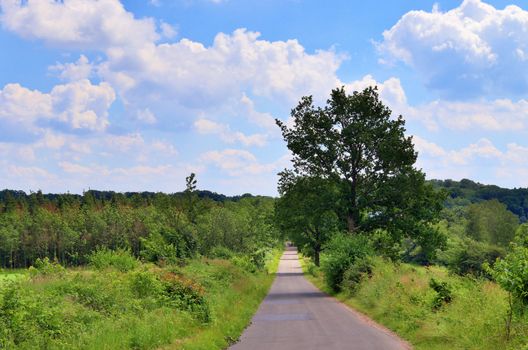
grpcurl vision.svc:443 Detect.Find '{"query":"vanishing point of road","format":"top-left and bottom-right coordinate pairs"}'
top-left (230, 247), bottom-right (410, 350)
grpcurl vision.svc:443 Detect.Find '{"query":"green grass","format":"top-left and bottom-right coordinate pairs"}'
top-left (0, 249), bottom-right (282, 349)
top-left (300, 255), bottom-right (528, 350)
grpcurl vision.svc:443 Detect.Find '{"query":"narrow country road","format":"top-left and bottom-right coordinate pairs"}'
top-left (230, 247), bottom-right (410, 350)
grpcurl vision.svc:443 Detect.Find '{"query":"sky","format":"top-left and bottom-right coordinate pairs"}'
top-left (1, 0), bottom-right (528, 195)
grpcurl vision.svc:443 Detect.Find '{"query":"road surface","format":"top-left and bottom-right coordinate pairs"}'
top-left (230, 247), bottom-right (410, 350)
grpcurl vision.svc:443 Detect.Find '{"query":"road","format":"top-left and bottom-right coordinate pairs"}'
top-left (230, 247), bottom-right (410, 350)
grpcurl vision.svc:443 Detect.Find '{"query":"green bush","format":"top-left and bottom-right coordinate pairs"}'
top-left (159, 272), bottom-right (211, 323)
top-left (341, 257), bottom-right (373, 293)
top-left (209, 246), bottom-right (234, 259)
top-left (321, 233), bottom-right (373, 292)
top-left (250, 247), bottom-right (271, 271)
top-left (88, 248), bottom-right (139, 272)
top-left (231, 255), bottom-right (257, 273)
top-left (129, 270), bottom-right (163, 299)
top-left (448, 239), bottom-right (505, 277)
top-left (28, 257), bottom-right (65, 277)
top-left (429, 278), bottom-right (453, 310)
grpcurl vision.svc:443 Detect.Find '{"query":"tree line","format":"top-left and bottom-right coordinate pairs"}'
top-left (0, 180), bottom-right (280, 268)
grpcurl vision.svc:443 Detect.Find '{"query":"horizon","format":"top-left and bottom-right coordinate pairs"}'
top-left (2, 0), bottom-right (528, 195)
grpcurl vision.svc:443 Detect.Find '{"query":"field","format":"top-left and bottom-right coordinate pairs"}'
top-left (0, 250), bottom-right (281, 349)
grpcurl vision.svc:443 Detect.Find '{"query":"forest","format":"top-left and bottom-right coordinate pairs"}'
top-left (0, 175), bottom-right (283, 349)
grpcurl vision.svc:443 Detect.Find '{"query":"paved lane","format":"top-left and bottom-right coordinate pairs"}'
top-left (230, 247), bottom-right (410, 350)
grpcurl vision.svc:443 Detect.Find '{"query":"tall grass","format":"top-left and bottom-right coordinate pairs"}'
top-left (0, 248), bottom-right (282, 349)
top-left (302, 256), bottom-right (528, 350)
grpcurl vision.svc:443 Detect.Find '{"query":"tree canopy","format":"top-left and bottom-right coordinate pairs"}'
top-left (276, 87), bottom-right (444, 246)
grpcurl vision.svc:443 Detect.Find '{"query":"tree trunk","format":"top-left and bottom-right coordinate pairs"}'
top-left (314, 246), bottom-right (320, 267)
top-left (347, 180), bottom-right (359, 233)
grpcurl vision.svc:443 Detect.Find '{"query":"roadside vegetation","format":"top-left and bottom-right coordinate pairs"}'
top-left (0, 174), bottom-right (282, 349)
top-left (278, 86), bottom-right (528, 350)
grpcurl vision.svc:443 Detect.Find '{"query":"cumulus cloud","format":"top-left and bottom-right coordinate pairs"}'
top-left (378, 0), bottom-right (528, 99)
top-left (200, 149), bottom-right (290, 176)
top-left (49, 55), bottom-right (93, 81)
top-left (0, 79), bottom-right (115, 132)
top-left (0, 0), bottom-right (159, 49)
top-left (406, 97), bottom-right (528, 131)
top-left (194, 118), bottom-right (268, 147)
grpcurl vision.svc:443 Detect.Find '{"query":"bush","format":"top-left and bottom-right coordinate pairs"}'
top-left (429, 278), bottom-right (453, 310)
top-left (28, 257), bottom-right (65, 277)
top-left (321, 233), bottom-right (373, 292)
top-left (448, 239), bottom-right (505, 277)
top-left (159, 272), bottom-right (210, 323)
top-left (88, 248), bottom-right (139, 272)
top-left (209, 246), bottom-right (234, 259)
top-left (231, 255), bottom-right (257, 273)
top-left (341, 257), bottom-right (373, 293)
top-left (250, 248), bottom-right (271, 271)
top-left (129, 270), bottom-right (163, 299)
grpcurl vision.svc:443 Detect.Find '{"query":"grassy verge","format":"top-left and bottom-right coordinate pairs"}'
top-left (299, 255), bottom-right (528, 350)
top-left (0, 249), bottom-right (282, 349)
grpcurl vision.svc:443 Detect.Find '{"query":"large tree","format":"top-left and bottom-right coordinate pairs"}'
top-left (277, 86), bottom-right (443, 237)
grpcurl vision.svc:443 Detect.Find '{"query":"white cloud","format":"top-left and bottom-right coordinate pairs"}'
top-left (136, 108), bottom-right (157, 124)
top-left (0, 0), bottom-right (159, 49)
top-left (0, 79), bottom-right (115, 132)
top-left (194, 118), bottom-right (268, 147)
top-left (378, 0), bottom-right (528, 98)
top-left (49, 55), bottom-right (93, 81)
top-left (200, 149), bottom-right (288, 176)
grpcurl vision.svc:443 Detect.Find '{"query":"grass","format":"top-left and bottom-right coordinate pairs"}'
top-left (0, 249), bottom-right (282, 349)
top-left (300, 255), bottom-right (528, 350)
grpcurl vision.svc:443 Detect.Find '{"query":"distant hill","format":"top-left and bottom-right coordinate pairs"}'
top-left (429, 179), bottom-right (528, 222)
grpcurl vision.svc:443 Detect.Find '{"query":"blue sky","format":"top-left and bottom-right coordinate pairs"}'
top-left (1, 0), bottom-right (528, 195)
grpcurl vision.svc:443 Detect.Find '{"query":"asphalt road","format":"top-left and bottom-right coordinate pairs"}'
top-left (230, 247), bottom-right (410, 350)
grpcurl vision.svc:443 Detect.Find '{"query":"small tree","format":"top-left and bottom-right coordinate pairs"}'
top-left (485, 224), bottom-right (528, 339)
top-left (185, 173), bottom-right (198, 223)
top-left (275, 173), bottom-right (341, 266)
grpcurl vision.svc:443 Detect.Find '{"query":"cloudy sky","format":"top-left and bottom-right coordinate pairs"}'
top-left (1, 0), bottom-right (528, 195)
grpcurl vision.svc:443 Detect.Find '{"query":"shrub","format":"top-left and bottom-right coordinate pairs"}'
top-left (448, 239), bottom-right (505, 277)
top-left (29, 257), bottom-right (65, 277)
top-left (140, 233), bottom-right (178, 265)
top-left (129, 270), bottom-right (163, 299)
top-left (231, 255), bottom-right (257, 273)
top-left (321, 233), bottom-right (373, 292)
top-left (88, 248), bottom-right (139, 272)
top-left (341, 257), bottom-right (373, 293)
top-left (159, 272), bottom-right (210, 323)
top-left (209, 246), bottom-right (234, 260)
top-left (250, 248), bottom-right (271, 271)
top-left (429, 278), bottom-right (453, 310)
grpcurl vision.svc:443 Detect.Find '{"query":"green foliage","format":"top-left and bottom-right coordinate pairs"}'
top-left (0, 188), bottom-right (280, 269)
top-left (0, 255), bottom-right (280, 349)
top-left (88, 248), bottom-right (139, 272)
top-left (305, 256), bottom-right (528, 350)
top-left (209, 246), bottom-right (234, 259)
top-left (29, 257), bottom-right (65, 277)
top-left (321, 233), bottom-right (373, 292)
top-left (341, 257), bottom-right (373, 293)
top-left (486, 232), bottom-right (528, 308)
top-left (431, 178), bottom-right (528, 222)
top-left (276, 87), bottom-right (444, 263)
top-left (466, 199), bottom-right (519, 247)
top-left (429, 278), bottom-right (453, 310)
top-left (160, 272), bottom-right (211, 323)
top-left (276, 175), bottom-right (341, 266)
top-left (447, 238), bottom-right (505, 277)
